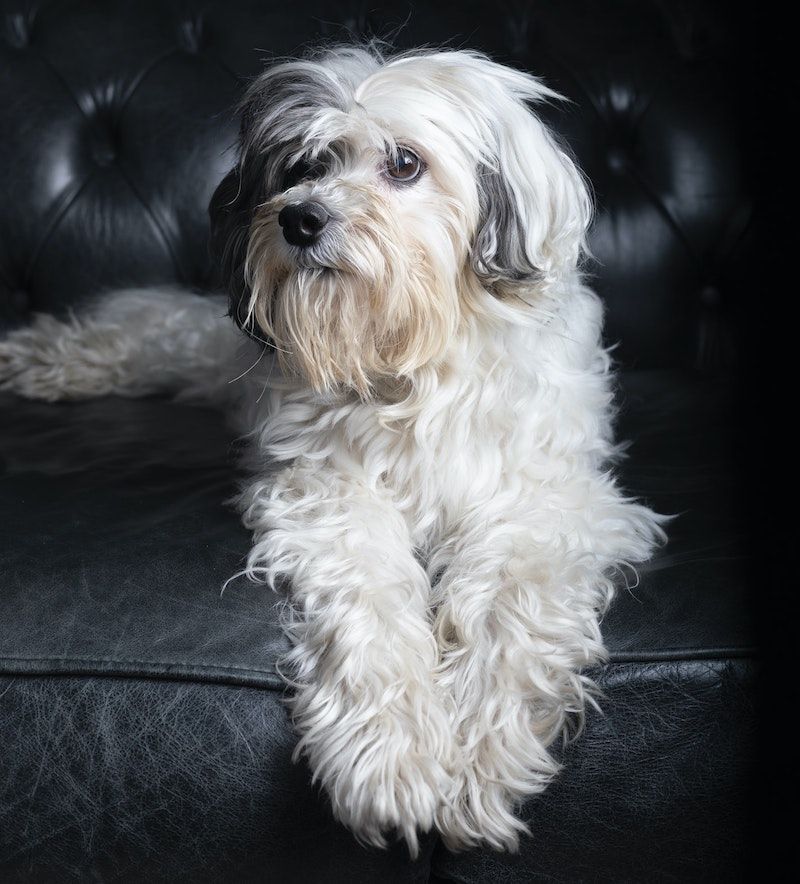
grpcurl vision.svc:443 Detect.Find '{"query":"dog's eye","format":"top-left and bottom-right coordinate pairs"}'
top-left (282, 158), bottom-right (325, 190)
top-left (385, 147), bottom-right (423, 184)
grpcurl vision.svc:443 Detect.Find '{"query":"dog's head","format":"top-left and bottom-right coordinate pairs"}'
top-left (210, 46), bottom-right (590, 397)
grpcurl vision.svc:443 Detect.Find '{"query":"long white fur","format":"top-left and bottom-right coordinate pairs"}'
top-left (0, 45), bottom-right (665, 856)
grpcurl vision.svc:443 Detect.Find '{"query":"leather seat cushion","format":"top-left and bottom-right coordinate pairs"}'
top-left (0, 368), bottom-right (755, 879)
top-left (0, 369), bottom-right (754, 675)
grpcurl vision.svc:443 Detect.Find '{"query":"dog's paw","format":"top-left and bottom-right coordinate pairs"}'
top-left (292, 681), bottom-right (456, 857)
top-left (436, 774), bottom-right (529, 852)
top-left (434, 711), bottom-right (560, 852)
top-left (327, 733), bottom-right (448, 856)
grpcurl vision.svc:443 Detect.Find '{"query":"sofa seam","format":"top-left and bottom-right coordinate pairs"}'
top-left (0, 645), bottom-right (758, 671)
top-left (607, 645), bottom-right (758, 663)
top-left (0, 654), bottom-right (284, 690)
top-left (0, 652), bottom-right (758, 695)
top-left (0, 652), bottom-right (279, 675)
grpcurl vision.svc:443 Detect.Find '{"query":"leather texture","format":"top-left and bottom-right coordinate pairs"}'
top-left (0, 0), bottom-right (756, 881)
top-left (0, 675), bottom-right (436, 883)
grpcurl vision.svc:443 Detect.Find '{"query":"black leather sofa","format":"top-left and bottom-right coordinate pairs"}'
top-left (0, 2), bottom-right (757, 881)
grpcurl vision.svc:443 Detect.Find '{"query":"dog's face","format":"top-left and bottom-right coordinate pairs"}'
top-left (210, 47), bottom-right (590, 396)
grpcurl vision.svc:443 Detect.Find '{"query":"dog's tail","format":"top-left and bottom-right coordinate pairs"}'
top-left (0, 287), bottom-right (256, 407)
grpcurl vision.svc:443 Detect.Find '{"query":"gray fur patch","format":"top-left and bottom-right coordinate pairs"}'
top-left (471, 164), bottom-right (540, 289)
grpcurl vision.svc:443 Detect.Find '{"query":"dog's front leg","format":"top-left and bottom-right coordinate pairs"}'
top-left (431, 516), bottom-right (615, 852)
top-left (239, 460), bottom-right (454, 855)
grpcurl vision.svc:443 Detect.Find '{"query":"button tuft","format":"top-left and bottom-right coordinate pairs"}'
top-left (607, 146), bottom-right (627, 173)
top-left (4, 12), bottom-right (31, 48)
top-left (177, 17), bottom-right (203, 53)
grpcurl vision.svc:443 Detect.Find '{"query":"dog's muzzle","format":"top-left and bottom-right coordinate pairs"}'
top-left (278, 201), bottom-right (330, 247)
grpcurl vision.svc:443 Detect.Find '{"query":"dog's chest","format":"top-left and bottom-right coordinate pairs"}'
top-left (363, 376), bottom-right (537, 542)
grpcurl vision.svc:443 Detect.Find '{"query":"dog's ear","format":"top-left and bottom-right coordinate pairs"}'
top-left (470, 75), bottom-right (591, 296)
top-left (208, 162), bottom-right (258, 331)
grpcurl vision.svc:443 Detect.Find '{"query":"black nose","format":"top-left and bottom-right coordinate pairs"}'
top-left (278, 201), bottom-right (329, 247)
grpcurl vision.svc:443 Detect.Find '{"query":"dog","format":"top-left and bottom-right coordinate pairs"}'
top-left (0, 44), bottom-right (665, 855)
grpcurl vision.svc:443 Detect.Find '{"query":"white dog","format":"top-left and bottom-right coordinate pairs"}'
top-left (0, 45), bottom-right (665, 856)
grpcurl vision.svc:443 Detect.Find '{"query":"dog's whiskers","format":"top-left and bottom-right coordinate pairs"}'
top-left (228, 344), bottom-right (267, 384)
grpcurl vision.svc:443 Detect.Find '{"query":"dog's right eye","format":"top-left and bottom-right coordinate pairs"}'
top-left (384, 147), bottom-right (424, 184)
top-left (282, 158), bottom-right (325, 190)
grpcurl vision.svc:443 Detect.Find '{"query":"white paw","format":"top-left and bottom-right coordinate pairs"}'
top-left (433, 689), bottom-right (562, 851)
top-left (436, 771), bottom-right (531, 852)
top-left (327, 731), bottom-right (447, 856)
top-left (292, 685), bottom-right (456, 856)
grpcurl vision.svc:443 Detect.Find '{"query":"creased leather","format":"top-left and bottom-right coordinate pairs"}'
top-left (0, 675), bottom-right (436, 883)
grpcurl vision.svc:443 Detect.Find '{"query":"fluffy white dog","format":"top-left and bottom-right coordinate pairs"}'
top-left (0, 45), bottom-right (664, 855)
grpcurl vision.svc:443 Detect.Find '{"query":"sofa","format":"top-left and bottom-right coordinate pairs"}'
top-left (0, 1), bottom-right (756, 881)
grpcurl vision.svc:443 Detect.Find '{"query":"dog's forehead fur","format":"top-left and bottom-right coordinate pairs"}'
top-left (242, 48), bottom-right (558, 174)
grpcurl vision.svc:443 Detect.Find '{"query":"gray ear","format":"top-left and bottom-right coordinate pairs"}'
top-left (469, 109), bottom-right (592, 296)
top-left (208, 167), bottom-right (246, 320)
top-left (471, 163), bottom-right (541, 290)
top-left (208, 152), bottom-right (266, 336)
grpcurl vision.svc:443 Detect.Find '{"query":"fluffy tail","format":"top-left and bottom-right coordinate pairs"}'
top-left (0, 287), bottom-right (252, 406)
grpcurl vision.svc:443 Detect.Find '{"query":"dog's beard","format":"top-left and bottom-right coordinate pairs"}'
top-left (245, 199), bottom-right (460, 398)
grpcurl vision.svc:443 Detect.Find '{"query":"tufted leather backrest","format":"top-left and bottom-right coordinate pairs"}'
top-left (0, 0), bottom-right (752, 369)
